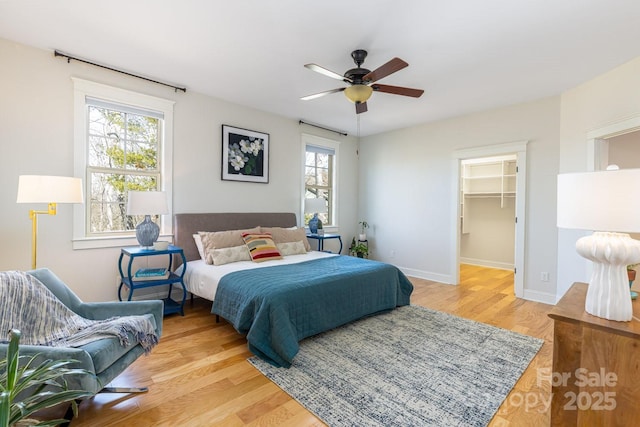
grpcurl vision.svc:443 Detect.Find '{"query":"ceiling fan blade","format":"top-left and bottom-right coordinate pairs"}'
top-left (363, 57), bottom-right (408, 83)
top-left (301, 87), bottom-right (345, 101)
top-left (372, 84), bottom-right (424, 98)
top-left (356, 102), bottom-right (368, 114)
top-left (304, 64), bottom-right (353, 83)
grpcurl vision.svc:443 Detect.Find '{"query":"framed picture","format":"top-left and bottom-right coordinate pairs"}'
top-left (221, 125), bottom-right (269, 183)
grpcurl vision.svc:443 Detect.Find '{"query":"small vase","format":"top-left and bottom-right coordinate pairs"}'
top-left (359, 233), bottom-right (367, 241)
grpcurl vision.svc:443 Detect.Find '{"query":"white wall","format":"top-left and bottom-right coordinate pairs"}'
top-left (5, 36), bottom-right (640, 305)
top-left (558, 56), bottom-right (640, 297)
top-left (461, 197), bottom-right (515, 269)
top-left (359, 96), bottom-right (561, 302)
top-left (0, 39), bottom-right (359, 301)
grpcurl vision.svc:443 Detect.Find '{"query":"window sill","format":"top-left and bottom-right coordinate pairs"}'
top-left (305, 226), bottom-right (339, 234)
top-left (72, 234), bottom-right (173, 250)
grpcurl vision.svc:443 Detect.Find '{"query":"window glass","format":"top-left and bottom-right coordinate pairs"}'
top-left (303, 138), bottom-right (338, 227)
top-left (87, 102), bottom-right (162, 235)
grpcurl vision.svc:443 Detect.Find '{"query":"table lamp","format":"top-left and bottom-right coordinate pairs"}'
top-left (557, 166), bottom-right (640, 321)
top-left (305, 198), bottom-right (327, 234)
top-left (16, 175), bottom-right (84, 269)
top-left (127, 191), bottom-right (169, 248)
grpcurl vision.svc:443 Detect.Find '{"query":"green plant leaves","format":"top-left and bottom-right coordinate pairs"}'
top-left (0, 329), bottom-right (93, 427)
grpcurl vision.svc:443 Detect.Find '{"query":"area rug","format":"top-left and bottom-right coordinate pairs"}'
top-left (249, 304), bottom-right (543, 427)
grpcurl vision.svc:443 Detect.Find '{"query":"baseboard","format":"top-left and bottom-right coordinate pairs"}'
top-left (522, 288), bottom-right (558, 305)
top-left (460, 257), bottom-right (514, 271)
top-left (398, 267), bottom-right (454, 285)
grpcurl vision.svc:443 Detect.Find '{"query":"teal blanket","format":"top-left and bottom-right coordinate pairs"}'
top-left (212, 256), bottom-right (413, 367)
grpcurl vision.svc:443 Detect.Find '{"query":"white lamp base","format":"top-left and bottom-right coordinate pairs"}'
top-left (576, 232), bottom-right (640, 322)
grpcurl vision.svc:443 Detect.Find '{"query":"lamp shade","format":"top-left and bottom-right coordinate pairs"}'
top-left (344, 84), bottom-right (373, 103)
top-left (557, 168), bottom-right (640, 232)
top-left (17, 175), bottom-right (84, 204)
top-left (305, 197), bottom-right (327, 214)
top-left (126, 191), bottom-right (169, 216)
top-left (557, 167), bottom-right (640, 322)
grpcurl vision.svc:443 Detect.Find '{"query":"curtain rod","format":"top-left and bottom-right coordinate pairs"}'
top-left (54, 50), bottom-right (187, 93)
top-left (299, 120), bottom-right (348, 136)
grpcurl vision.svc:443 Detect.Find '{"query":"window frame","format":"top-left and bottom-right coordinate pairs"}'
top-left (301, 133), bottom-right (340, 229)
top-left (72, 78), bottom-right (175, 249)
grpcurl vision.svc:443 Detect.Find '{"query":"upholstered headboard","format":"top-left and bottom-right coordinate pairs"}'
top-left (173, 212), bottom-right (298, 264)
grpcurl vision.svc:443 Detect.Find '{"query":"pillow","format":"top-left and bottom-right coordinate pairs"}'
top-left (262, 226), bottom-right (311, 252)
top-left (276, 240), bottom-right (307, 256)
top-left (193, 234), bottom-right (206, 260)
top-left (242, 232), bottom-right (283, 262)
top-left (199, 227), bottom-right (260, 264)
top-left (209, 245), bottom-right (251, 266)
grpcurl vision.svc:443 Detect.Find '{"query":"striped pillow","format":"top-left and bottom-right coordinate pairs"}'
top-left (242, 232), bottom-right (283, 262)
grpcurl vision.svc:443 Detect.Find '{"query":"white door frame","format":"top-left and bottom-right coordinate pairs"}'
top-left (451, 141), bottom-right (528, 297)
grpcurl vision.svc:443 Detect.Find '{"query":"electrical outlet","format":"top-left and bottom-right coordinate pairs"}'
top-left (390, 250), bottom-right (396, 258)
top-left (541, 272), bottom-right (549, 282)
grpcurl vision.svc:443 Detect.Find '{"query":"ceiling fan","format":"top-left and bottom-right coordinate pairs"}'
top-left (301, 49), bottom-right (424, 114)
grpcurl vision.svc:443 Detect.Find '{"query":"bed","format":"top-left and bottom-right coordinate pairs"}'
top-left (174, 212), bottom-right (413, 367)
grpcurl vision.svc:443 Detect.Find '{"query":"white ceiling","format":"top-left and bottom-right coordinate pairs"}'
top-left (2, 0), bottom-right (640, 136)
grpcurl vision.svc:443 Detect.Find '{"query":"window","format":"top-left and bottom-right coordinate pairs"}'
top-left (302, 134), bottom-right (339, 227)
top-left (73, 79), bottom-right (175, 249)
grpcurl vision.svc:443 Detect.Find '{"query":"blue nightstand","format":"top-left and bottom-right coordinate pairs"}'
top-left (306, 233), bottom-right (343, 254)
top-left (118, 245), bottom-right (187, 316)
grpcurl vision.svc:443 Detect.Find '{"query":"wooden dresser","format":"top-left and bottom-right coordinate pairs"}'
top-left (548, 282), bottom-right (640, 426)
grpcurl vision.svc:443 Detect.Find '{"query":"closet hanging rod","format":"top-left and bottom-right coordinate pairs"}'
top-left (54, 50), bottom-right (187, 93)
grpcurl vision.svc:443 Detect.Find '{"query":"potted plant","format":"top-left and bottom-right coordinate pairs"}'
top-left (629, 264), bottom-right (638, 300)
top-left (352, 242), bottom-right (369, 258)
top-left (0, 329), bottom-right (93, 427)
top-left (358, 221), bottom-right (369, 241)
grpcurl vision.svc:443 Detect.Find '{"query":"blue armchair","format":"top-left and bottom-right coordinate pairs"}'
top-left (0, 268), bottom-right (163, 395)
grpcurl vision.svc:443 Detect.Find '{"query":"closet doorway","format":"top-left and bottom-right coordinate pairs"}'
top-left (460, 155), bottom-right (517, 270)
top-left (452, 141), bottom-right (527, 297)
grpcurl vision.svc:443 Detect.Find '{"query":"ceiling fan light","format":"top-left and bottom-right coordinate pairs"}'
top-left (344, 84), bottom-right (373, 103)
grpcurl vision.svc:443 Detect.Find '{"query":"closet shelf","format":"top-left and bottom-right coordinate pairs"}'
top-left (464, 174), bottom-right (515, 180)
top-left (464, 191), bottom-right (516, 197)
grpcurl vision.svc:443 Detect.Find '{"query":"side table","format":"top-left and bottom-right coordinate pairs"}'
top-left (118, 245), bottom-right (187, 316)
top-left (306, 233), bottom-right (343, 254)
top-left (548, 282), bottom-right (640, 425)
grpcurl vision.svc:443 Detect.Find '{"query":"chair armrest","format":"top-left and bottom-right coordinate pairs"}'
top-left (76, 300), bottom-right (164, 337)
top-left (0, 344), bottom-right (95, 372)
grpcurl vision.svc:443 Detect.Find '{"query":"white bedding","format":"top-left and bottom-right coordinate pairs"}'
top-left (177, 251), bottom-right (338, 301)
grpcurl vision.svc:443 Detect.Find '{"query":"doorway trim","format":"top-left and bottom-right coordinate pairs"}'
top-left (588, 115), bottom-right (640, 171)
top-left (451, 140), bottom-right (528, 297)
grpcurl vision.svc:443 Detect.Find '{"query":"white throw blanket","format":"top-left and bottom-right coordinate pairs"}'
top-left (0, 271), bottom-right (158, 353)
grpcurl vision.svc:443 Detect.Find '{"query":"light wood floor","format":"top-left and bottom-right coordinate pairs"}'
top-left (69, 264), bottom-right (554, 426)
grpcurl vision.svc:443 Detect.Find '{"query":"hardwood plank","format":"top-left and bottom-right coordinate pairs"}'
top-left (69, 264), bottom-right (553, 426)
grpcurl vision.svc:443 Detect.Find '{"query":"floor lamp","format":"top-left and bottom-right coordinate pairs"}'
top-left (16, 175), bottom-right (84, 269)
top-left (557, 167), bottom-right (640, 321)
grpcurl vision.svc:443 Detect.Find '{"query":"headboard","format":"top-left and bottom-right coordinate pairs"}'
top-left (173, 212), bottom-right (298, 264)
